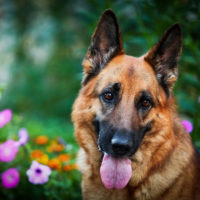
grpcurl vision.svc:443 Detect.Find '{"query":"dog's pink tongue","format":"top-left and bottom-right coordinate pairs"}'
top-left (100, 154), bottom-right (132, 190)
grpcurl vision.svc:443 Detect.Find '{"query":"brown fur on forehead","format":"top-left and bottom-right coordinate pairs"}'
top-left (92, 55), bottom-right (167, 105)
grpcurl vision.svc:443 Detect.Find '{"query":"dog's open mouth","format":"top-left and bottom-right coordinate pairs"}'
top-left (100, 153), bottom-right (132, 190)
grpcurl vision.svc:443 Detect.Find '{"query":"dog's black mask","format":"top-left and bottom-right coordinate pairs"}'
top-left (94, 120), bottom-right (151, 158)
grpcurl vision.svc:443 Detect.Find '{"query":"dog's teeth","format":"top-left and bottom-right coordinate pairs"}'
top-left (98, 139), bottom-right (103, 152)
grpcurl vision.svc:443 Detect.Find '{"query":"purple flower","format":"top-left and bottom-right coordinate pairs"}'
top-left (17, 128), bottom-right (29, 146)
top-left (182, 120), bottom-right (193, 133)
top-left (198, 96), bottom-right (200, 104)
top-left (26, 161), bottom-right (51, 184)
top-left (0, 140), bottom-right (19, 162)
top-left (0, 109), bottom-right (12, 128)
top-left (1, 168), bottom-right (20, 189)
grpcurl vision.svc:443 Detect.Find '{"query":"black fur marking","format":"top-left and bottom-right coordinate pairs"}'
top-left (82, 71), bottom-right (99, 85)
top-left (160, 75), bottom-right (170, 97)
top-left (139, 121), bottom-right (152, 139)
top-left (93, 118), bottom-right (100, 136)
top-left (113, 82), bottom-right (121, 91)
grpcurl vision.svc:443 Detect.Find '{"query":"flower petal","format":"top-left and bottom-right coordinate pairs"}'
top-left (1, 168), bottom-right (20, 189)
top-left (26, 160), bottom-right (51, 184)
top-left (0, 109), bottom-right (12, 128)
top-left (0, 140), bottom-right (19, 162)
top-left (17, 128), bottom-right (29, 146)
top-left (182, 120), bottom-right (193, 133)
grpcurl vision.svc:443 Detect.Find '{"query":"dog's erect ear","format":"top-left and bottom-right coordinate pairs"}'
top-left (145, 23), bottom-right (182, 95)
top-left (82, 9), bottom-right (124, 85)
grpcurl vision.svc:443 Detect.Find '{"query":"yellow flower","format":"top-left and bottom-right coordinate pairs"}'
top-left (35, 135), bottom-right (49, 145)
top-left (63, 163), bottom-right (79, 171)
top-left (31, 150), bottom-right (43, 159)
top-left (58, 154), bottom-right (70, 162)
top-left (48, 158), bottom-right (61, 170)
top-left (36, 154), bottom-right (49, 165)
top-left (46, 145), bottom-right (53, 153)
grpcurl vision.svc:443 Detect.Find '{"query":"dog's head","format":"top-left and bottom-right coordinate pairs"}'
top-left (73, 9), bottom-right (182, 189)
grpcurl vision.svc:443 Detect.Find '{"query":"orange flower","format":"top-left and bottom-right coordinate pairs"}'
top-left (58, 154), bottom-right (70, 162)
top-left (48, 158), bottom-right (61, 170)
top-left (53, 144), bottom-right (64, 152)
top-left (47, 142), bottom-right (65, 153)
top-left (31, 150), bottom-right (43, 159)
top-left (63, 163), bottom-right (78, 171)
top-left (35, 135), bottom-right (49, 145)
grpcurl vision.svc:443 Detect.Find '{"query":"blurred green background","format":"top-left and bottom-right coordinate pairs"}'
top-left (0, 0), bottom-right (200, 199)
top-left (1, 0), bottom-right (200, 122)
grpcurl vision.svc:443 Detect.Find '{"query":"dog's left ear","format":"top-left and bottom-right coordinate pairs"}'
top-left (145, 23), bottom-right (182, 94)
top-left (82, 9), bottom-right (124, 85)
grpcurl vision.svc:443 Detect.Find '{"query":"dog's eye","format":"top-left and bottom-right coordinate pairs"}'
top-left (136, 92), bottom-right (154, 114)
top-left (103, 92), bottom-right (114, 102)
top-left (141, 99), bottom-right (150, 107)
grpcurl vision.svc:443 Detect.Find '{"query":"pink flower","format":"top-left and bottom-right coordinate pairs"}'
top-left (17, 128), bottom-right (29, 146)
top-left (26, 161), bottom-right (51, 184)
top-left (0, 109), bottom-right (12, 128)
top-left (1, 168), bottom-right (20, 189)
top-left (182, 120), bottom-right (193, 133)
top-left (0, 140), bottom-right (19, 162)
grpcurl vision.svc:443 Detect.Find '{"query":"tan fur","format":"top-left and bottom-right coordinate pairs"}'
top-left (72, 14), bottom-right (200, 200)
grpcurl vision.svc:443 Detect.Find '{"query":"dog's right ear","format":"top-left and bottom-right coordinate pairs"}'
top-left (82, 9), bottom-right (124, 85)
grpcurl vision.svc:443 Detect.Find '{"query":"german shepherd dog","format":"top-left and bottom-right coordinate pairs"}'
top-left (72, 9), bottom-right (200, 200)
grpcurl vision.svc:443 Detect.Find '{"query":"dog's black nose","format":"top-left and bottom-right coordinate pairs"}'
top-left (111, 132), bottom-right (133, 156)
